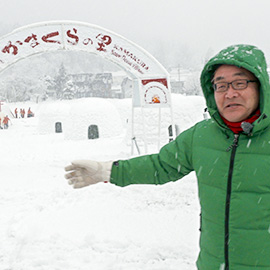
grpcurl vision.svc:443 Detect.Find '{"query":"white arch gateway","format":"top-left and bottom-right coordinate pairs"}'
top-left (0, 20), bottom-right (175, 153)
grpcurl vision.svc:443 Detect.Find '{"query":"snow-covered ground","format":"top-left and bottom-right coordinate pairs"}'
top-left (0, 94), bottom-right (206, 270)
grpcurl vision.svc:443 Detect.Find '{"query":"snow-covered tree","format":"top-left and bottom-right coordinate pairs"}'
top-left (46, 63), bottom-right (68, 99)
top-left (184, 71), bottom-right (202, 96)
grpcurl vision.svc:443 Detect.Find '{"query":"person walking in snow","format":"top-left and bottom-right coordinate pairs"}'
top-left (3, 115), bottom-right (10, 129)
top-left (14, 108), bottom-right (18, 118)
top-left (65, 44), bottom-right (270, 270)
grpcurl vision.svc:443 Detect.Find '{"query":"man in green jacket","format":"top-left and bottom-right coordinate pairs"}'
top-left (65, 44), bottom-right (270, 270)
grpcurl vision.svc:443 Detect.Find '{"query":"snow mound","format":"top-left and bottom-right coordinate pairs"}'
top-left (38, 98), bottom-right (124, 140)
top-left (0, 102), bottom-right (14, 120)
top-left (38, 101), bottom-right (70, 135)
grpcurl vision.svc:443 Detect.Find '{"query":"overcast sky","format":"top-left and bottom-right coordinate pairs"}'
top-left (1, 0), bottom-right (270, 66)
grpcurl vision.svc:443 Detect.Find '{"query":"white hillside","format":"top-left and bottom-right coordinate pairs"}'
top-left (0, 102), bottom-right (14, 120)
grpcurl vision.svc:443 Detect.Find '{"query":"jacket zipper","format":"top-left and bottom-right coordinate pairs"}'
top-left (225, 134), bottom-right (239, 270)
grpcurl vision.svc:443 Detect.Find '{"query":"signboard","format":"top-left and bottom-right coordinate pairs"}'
top-left (142, 78), bottom-right (170, 107)
top-left (0, 20), bottom-right (175, 151)
top-left (0, 21), bottom-right (168, 80)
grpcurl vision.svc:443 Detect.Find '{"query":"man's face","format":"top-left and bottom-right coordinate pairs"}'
top-left (213, 65), bottom-right (260, 122)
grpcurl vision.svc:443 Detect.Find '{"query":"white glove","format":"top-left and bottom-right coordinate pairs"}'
top-left (64, 160), bottom-right (113, 188)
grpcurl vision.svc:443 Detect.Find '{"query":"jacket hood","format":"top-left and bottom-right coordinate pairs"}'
top-left (200, 44), bottom-right (270, 134)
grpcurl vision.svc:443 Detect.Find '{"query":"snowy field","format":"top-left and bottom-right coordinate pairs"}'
top-left (0, 94), bottom-right (206, 270)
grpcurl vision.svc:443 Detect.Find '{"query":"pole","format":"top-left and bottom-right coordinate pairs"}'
top-left (131, 105), bottom-right (134, 155)
top-left (158, 107), bottom-right (161, 150)
top-left (141, 106), bottom-right (148, 154)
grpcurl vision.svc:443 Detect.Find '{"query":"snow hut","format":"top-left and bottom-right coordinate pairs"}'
top-left (38, 98), bottom-right (123, 140)
top-left (65, 98), bottom-right (123, 140)
top-left (38, 102), bottom-right (70, 135)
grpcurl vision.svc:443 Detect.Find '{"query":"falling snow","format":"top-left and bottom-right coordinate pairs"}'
top-left (0, 94), bottom-right (205, 270)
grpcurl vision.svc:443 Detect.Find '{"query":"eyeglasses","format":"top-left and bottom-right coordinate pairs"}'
top-left (213, 79), bottom-right (258, 93)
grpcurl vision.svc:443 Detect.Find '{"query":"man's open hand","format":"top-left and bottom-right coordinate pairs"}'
top-left (64, 160), bottom-right (113, 188)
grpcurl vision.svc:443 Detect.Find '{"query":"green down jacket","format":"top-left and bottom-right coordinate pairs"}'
top-left (110, 44), bottom-right (270, 270)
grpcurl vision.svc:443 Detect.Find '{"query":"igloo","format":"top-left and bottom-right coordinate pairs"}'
top-left (38, 98), bottom-right (124, 140)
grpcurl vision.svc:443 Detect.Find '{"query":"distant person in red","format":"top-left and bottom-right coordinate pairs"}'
top-left (14, 108), bottom-right (18, 118)
top-left (0, 117), bottom-right (2, 129)
top-left (21, 108), bottom-right (25, 118)
top-left (27, 107), bottom-right (34, 118)
top-left (3, 115), bottom-right (10, 129)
